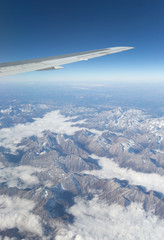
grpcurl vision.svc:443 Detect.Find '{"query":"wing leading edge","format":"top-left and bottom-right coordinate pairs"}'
top-left (0, 46), bottom-right (134, 77)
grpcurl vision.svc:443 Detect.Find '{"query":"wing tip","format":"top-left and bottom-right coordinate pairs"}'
top-left (105, 46), bottom-right (135, 54)
top-left (109, 46), bottom-right (135, 50)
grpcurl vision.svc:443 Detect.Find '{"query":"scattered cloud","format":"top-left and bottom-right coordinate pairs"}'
top-left (73, 87), bottom-right (89, 90)
top-left (0, 195), bottom-right (43, 236)
top-left (0, 237), bottom-right (17, 240)
top-left (56, 196), bottom-right (164, 240)
top-left (0, 110), bottom-right (83, 153)
top-left (0, 165), bottom-right (42, 189)
top-left (85, 154), bottom-right (164, 195)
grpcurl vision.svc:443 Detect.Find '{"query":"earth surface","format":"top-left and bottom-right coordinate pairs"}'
top-left (0, 80), bottom-right (164, 239)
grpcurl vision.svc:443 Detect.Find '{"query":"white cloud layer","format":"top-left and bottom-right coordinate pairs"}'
top-left (0, 110), bottom-right (83, 153)
top-left (0, 195), bottom-right (43, 236)
top-left (56, 196), bottom-right (164, 240)
top-left (85, 155), bottom-right (164, 195)
top-left (0, 165), bottom-right (42, 189)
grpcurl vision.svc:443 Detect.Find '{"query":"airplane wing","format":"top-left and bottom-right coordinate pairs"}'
top-left (0, 46), bottom-right (134, 77)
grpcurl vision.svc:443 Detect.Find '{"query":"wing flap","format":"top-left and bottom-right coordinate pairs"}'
top-left (36, 66), bottom-right (64, 71)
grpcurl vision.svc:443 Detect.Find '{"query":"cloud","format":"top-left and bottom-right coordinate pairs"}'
top-left (0, 165), bottom-right (42, 189)
top-left (0, 195), bottom-right (43, 236)
top-left (0, 237), bottom-right (17, 240)
top-left (84, 154), bottom-right (164, 195)
top-left (0, 110), bottom-right (83, 153)
top-left (56, 196), bottom-right (164, 240)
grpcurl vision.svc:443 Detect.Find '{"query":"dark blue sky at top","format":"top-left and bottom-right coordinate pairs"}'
top-left (0, 0), bottom-right (164, 82)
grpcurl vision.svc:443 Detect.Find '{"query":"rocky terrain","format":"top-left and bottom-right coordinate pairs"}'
top-left (1, 98), bottom-right (164, 239)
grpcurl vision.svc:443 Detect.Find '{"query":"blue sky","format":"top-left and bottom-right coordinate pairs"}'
top-left (0, 0), bottom-right (164, 82)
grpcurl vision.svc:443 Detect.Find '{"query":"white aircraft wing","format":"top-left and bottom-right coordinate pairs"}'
top-left (0, 46), bottom-right (134, 77)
